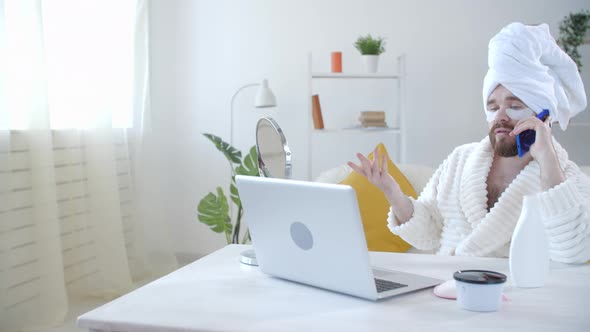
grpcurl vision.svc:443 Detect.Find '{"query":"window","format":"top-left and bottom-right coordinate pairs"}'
top-left (2, 0), bottom-right (135, 129)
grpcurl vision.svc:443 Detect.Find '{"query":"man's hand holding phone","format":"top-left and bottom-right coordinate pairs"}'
top-left (510, 109), bottom-right (566, 190)
top-left (511, 109), bottom-right (551, 159)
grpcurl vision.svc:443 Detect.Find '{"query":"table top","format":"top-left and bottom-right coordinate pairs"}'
top-left (78, 244), bottom-right (590, 332)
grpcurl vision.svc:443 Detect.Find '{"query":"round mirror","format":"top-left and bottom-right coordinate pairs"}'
top-left (256, 117), bottom-right (291, 179)
top-left (240, 117), bottom-right (291, 266)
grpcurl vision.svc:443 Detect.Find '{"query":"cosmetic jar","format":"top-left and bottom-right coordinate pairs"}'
top-left (453, 270), bottom-right (507, 312)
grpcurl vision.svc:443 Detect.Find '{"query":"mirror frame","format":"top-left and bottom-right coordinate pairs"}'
top-left (255, 117), bottom-right (292, 179)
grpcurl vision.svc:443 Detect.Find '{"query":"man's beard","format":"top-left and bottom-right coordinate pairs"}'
top-left (489, 123), bottom-right (518, 157)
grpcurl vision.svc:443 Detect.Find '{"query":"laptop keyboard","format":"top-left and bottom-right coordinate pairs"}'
top-left (374, 278), bottom-right (408, 293)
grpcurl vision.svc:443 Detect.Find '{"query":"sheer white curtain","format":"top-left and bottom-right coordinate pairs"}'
top-left (0, 1), bottom-right (177, 331)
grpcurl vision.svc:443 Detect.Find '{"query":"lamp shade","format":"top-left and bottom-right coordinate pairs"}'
top-left (255, 79), bottom-right (277, 108)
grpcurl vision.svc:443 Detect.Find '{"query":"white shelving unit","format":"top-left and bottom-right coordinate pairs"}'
top-left (306, 53), bottom-right (406, 180)
top-left (311, 73), bottom-right (401, 79)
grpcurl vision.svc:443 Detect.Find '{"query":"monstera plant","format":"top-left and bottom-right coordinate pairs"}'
top-left (197, 133), bottom-right (259, 244)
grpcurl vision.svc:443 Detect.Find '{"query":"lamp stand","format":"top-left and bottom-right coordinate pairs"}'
top-left (230, 83), bottom-right (260, 148)
top-left (230, 80), bottom-right (277, 267)
top-left (230, 83), bottom-right (262, 267)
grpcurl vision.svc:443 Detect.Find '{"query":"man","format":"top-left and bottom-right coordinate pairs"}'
top-left (348, 23), bottom-right (590, 264)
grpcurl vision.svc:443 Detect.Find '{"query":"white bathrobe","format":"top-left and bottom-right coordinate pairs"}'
top-left (388, 137), bottom-right (590, 264)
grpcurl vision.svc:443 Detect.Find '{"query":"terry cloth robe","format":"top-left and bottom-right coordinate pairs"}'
top-left (388, 137), bottom-right (590, 264)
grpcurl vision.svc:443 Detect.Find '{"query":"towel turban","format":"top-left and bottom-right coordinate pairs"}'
top-left (482, 22), bottom-right (587, 130)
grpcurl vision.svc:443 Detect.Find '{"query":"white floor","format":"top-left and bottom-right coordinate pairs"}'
top-left (36, 296), bottom-right (110, 332)
top-left (29, 276), bottom-right (160, 332)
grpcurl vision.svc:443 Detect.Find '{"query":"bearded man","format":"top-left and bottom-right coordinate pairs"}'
top-left (349, 23), bottom-right (590, 264)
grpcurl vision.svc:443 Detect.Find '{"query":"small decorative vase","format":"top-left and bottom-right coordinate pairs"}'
top-left (362, 55), bottom-right (379, 73)
top-left (509, 195), bottom-right (550, 288)
top-left (331, 51), bottom-right (342, 73)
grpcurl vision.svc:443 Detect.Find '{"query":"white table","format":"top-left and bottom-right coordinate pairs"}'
top-left (78, 244), bottom-right (590, 332)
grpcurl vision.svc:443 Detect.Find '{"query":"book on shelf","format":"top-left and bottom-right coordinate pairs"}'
top-left (311, 94), bottom-right (325, 129)
top-left (360, 111), bottom-right (386, 118)
top-left (359, 110), bottom-right (386, 127)
top-left (361, 121), bottom-right (388, 128)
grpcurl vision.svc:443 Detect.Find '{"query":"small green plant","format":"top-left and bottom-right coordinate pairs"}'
top-left (558, 10), bottom-right (590, 71)
top-left (354, 34), bottom-right (386, 55)
top-left (197, 133), bottom-right (259, 244)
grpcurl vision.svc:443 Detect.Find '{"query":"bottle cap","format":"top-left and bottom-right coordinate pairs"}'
top-left (453, 270), bottom-right (507, 285)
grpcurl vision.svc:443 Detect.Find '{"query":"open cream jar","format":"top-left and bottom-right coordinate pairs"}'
top-left (453, 270), bottom-right (507, 312)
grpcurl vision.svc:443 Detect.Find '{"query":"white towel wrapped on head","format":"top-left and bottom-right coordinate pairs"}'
top-left (482, 22), bottom-right (587, 130)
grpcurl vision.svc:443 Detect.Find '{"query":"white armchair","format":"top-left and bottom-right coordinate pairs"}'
top-left (315, 164), bottom-right (435, 194)
top-left (317, 164), bottom-right (590, 192)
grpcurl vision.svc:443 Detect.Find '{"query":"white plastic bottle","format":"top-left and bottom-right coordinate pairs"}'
top-left (509, 194), bottom-right (550, 288)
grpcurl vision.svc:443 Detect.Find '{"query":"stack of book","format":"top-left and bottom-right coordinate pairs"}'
top-left (359, 111), bottom-right (387, 127)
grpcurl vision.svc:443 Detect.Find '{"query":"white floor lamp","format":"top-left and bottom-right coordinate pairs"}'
top-left (230, 79), bottom-right (277, 266)
top-left (230, 79), bottom-right (277, 148)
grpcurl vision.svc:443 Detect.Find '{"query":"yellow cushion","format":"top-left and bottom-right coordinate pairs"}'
top-left (340, 143), bottom-right (417, 252)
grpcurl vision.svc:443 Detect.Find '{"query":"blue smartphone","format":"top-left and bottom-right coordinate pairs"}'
top-left (516, 109), bottom-right (550, 158)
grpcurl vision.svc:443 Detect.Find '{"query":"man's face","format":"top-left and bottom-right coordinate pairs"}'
top-left (486, 85), bottom-right (528, 157)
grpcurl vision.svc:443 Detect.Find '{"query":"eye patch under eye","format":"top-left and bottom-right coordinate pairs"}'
top-left (506, 108), bottom-right (535, 120)
top-left (485, 110), bottom-right (496, 122)
top-left (485, 108), bottom-right (535, 122)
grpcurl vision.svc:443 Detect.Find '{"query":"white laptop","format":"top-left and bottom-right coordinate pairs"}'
top-left (235, 175), bottom-right (442, 301)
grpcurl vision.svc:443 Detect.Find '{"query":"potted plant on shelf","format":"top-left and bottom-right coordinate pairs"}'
top-left (558, 10), bottom-right (590, 71)
top-left (197, 133), bottom-right (259, 244)
top-left (354, 34), bottom-right (386, 73)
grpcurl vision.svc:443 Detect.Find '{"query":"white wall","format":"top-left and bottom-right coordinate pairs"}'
top-left (149, 0), bottom-right (590, 257)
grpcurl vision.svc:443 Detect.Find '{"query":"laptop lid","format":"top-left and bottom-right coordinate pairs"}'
top-left (236, 175), bottom-right (384, 300)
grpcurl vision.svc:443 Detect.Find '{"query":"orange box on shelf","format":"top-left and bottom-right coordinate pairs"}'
top-left (331, 51), bottom-right (342, 73)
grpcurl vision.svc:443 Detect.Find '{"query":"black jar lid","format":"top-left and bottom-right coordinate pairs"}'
top-left (453, 270), bottom-right (507, 285)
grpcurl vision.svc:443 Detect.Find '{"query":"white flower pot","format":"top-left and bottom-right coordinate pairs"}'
top-left (362, 55), bottom-right (379, 73)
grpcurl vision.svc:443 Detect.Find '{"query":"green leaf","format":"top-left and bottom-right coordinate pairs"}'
top-left (203, 133), bottom-right (242, 164)
top-left (231, 146), bottom-right (259, 206)
top-left (236, 146), bottom-right (260, 176)
top-left (230, 181), bottom-right (240, 207)
top-left (197, 187), bottom-right (232, 242)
